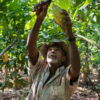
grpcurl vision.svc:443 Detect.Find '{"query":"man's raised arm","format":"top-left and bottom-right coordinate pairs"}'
top-left (26, 1), bottom-right (49, 65)
top-left (56, 10), bottom-right (81, 80)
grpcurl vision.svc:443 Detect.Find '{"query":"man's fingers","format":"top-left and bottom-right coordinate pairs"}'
top-left (61, 10), bottom-right (69, 15)
top-left (33, 1), bottom-right (44, 12)
top-left (33, 1), bottom-right (49, 12)
top-left (36, 8), bottom-right (42, 15)
top-left (61, 16), bottom-right (71, 22)
top-left (60, 10), bottom-right (72, 22)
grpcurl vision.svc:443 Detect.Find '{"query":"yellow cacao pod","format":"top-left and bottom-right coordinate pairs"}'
top-left (52, 4), bottom-right (66, 25)
top-left (3, 52), bottom-right (9, 62)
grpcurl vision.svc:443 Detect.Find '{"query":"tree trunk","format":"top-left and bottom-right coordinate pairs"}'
top-left (82, 42), bottom-right (90, 84)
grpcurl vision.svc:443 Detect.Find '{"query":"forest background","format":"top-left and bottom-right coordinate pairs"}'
top-left (0, 0), bottom-right (100, 99)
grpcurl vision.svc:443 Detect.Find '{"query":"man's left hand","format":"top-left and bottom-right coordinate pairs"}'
top-left (56, 10), bottom-right (72, 34)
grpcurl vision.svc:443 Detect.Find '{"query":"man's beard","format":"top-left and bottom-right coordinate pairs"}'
top-left (47, 57), bottom-right (58, 64)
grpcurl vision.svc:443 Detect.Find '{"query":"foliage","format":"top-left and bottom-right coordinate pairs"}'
top-left (0, 0), bottom-right (100, 89)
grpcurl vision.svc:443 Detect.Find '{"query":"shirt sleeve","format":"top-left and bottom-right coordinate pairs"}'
top-left (28, 52), bottom-right (45, 86)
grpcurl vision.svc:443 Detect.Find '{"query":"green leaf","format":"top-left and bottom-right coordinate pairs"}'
top-left (56, 0), bottom-right (72, 11)
top-left (73, 2), bottom-right (84, 19)
top-left (19, 54), bottom-right (22, 61)
top-left (96, 13), bottom-right (100, 25)
top-left (25, 13), bottom-right (36, 30)
top-left (79, 0), bottom-right (92, 10)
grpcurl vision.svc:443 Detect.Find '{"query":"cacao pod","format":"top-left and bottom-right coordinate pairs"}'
top-left (52, 4), bottom-right (66, 25)
top-left (3, 52), bottom-right (8, 62)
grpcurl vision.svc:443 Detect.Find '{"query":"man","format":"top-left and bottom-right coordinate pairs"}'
top-left (26, 1), bottom-right (81, 100)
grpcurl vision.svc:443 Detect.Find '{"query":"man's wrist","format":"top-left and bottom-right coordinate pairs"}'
top-left (65, 31), bottom-right (76, 42)
top-left (65, 31), bottom-right (74, 38)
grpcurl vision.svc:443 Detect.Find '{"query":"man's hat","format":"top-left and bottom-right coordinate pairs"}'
top-left (40, 42), bottom-right (70, 67)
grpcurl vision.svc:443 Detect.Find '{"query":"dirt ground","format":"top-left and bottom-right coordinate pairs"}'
top-left (0, 71), bottom-right (100, 100)
top-left (71, 83), bottom-right (99, 100)
top-left (0, 84), bottom-right (99, 100)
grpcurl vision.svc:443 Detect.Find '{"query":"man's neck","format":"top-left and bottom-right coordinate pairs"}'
top-left (47, 62), bottom-right (60, 75)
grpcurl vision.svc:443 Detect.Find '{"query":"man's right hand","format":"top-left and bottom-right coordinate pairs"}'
top-left (33, 1), bottom-right (49, 19)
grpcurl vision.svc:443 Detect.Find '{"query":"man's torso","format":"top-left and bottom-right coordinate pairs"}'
top-left (26, 59), bottom-right (79, 100)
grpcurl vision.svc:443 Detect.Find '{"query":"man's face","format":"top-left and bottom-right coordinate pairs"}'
top-left (46, 46), bottom-right (65, 64)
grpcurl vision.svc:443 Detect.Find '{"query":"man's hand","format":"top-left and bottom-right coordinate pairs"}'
top-left (55, 10), bottom-right (72, 35)
top-left (33, 1), bottom-right (49, 19)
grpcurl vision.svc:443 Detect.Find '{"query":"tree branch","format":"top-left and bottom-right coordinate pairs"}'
top-left (77, 34), bottom-right (100, 50)
top-left (0, 40), bottom-right (17, 58)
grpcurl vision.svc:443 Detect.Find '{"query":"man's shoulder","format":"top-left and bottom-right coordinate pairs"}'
top-left (28, 55), bottom-right (47, 69)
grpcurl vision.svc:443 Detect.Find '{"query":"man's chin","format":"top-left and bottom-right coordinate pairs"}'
top-left (47, 58), bottom-right (58, 64)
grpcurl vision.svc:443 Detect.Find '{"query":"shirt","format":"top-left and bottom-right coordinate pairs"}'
top-left (26, 60), bottom-right (79, 100)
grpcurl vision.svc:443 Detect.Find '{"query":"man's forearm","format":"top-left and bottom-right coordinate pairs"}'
top-left (26, 18), bottom-right (44, 65)
top-left (69, 40), bottom-right (81, 76)
top-left (26, 18), bottom-right (44, 47)
top-left (26, 1), bottom-right (49, 65)
top-left (66, 31), bottom-right (81, 78)
top-left (58, 10), bottom-right (81, 79)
